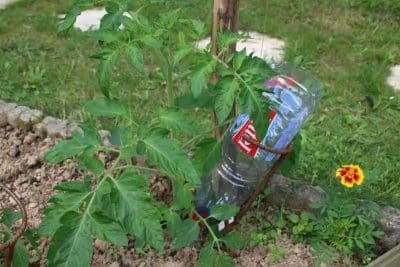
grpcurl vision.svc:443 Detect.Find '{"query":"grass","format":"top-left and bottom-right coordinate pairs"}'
top-left (0, 0), bottom-right (400, 206)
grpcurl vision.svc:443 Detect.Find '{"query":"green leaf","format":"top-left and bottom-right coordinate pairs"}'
top-left (110, 170), bottom-right (163, 251)
top-left (12, 240), bottom-right (29, 267)
top-left (88, 29), bottom-right (120, 42)
top-left (158, 108), bottom-right (199, 134)
top-left (57, 1), bottom-right (93, 33)
top-left (193, 138), bottom-right (221, 176)
top-left (39, 192), bottom-right (89, 236)
top-left (354, 238), bottom-right (365, 251)
top-left (44, 130), bottom-right (99, 164)
top-left (173, 46), bottom-right (192, 66)
top-left (80, 156), bottom-right (104, 175)
top-left (288, 213), bottom-right (300, 224)
top-left (222, 231), bottom-right (246, 250)
top-left (190, 61), bottom-right (215, 98)
top-left (175, 90), bottom-right (214, 109)
top-left (210, 204), bottom-right (239, 221)
top-left (217, 30), bottom-right (242, 52)
top-left (141, 35), bottom-right (161, 48)
top-left (44, 139), bottom-right (87, 164)
top-left (170, 218), bottom-right (199, 249)
top-left (97, 50), bottom-right (118, 97)
top-left (191, 19), bottom-right (205, 37)
top-left (196, 243), bottom-right (217, 267)
top-left (82, 98), bottom-right (128, 117)
top-left (232, 50), bottom-right (247, 71)
top-left (1, 208), bottom-right (21, 228)
top-left (172, 180), bottom-right (194, 210)
top-left (120, 147), bottom-right (137, 160)
top-left (126, 44), bottom-right (144, 72)
top-left (54, 181), bottom-right (90, 193)
top-left (215, 254), bottom-right (235, 267)
top-left (215, 77), bottom-right (238, 124)
top-left (88, 212), bottom-right (128, 246)
top-left (141, 133), bottom-right (200, 185)
top-left (47, 211), bottom-right (93, 267)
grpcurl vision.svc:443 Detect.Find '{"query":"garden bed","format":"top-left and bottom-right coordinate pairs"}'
top-left (0, 125), bottom-right (317, 266)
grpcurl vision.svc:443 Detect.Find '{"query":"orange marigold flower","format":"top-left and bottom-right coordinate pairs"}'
top-left (336, 164), bottom-right (364, 188)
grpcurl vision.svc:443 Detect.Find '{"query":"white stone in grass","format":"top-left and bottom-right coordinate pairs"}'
top-left (58, 8), bottom-right (107, 32)
top-left (197, 31), bottom-right (285, 63)
top-left (0, 0), bottom-right (19, 10)
top-left (387, 65), bottom-right (400, 92)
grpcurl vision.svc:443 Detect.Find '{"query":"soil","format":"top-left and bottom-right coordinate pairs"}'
top-left (0, 126), bottom-right (315, 266)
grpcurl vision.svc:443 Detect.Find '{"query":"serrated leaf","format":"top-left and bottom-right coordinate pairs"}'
top-left (82, 98), bottom-right (128, 117)
top-left (120, 147), bottom-right (137, 160)
top-left (191, 62), bottom-right (215, 98)
top-left (354, 238), bottom-right (365, 250)
top-left (109, 170), bottom-right (163, 251)
top-left (170, 218), bottom-right (199, 249)
top-left (193, 138), bottom-right (221, 176)
top-left (210, 204), bottom-right (239, 221)
top-left (23, 228), bottom-right (40, 250)
top-left (233, 50), bottom-right (247, 71)
top-left (44, 139), bottom-right (87, 164)
top-left (141, 133), bottom-right (200, 185)
top-left (196, 243), bottom-right (217, 267)
top-left (88, 212), bottom-right (128, 246)
top-left (1, 208), bottom-right (21, 228)
top-left (141, 35), bottom-right (161, 48)
top-left (47, 211), bottom-right (93, 267)
top-left (173, 46), bottom-right (192, 66)
top-left (39, 192), bottom-right (89, 236)
top-left (158, 108), bottom-right (199, 134)
top-left (215, 77), bottom-right (237, 124)
top-left (126, 44), bottom-right (144, 72)
top-left (12, 240), bottom-right (29, 267)
top-left (57, 3), bottom-right (87, 33)
top-left (80, 156), bottom-right (104, 175)
top-left (54, 181), bottom-right (89, 193)
top-left (109, 127), bottom-right (133, 147)
top-left (171, 180), bottom-right (193, 210)
top-left (215, 254), bottom-right (235, 267)
top-left (191, 19), bottom-right (205, 36)
top-left (166, 211), bottom-right (181, 237)
top-left (97, 50), bottom-right (118, 97)
top-left (222, 231), bottom-right (246, 250)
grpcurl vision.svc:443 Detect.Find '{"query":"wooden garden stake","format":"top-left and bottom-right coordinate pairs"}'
top-left (211, 0), bottom-right (240, 138)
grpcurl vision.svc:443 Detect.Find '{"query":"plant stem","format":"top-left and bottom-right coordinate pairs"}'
top-left (192, 209), bottom-right (222, 253)
top-left (165, 57), bottom-right (174, 107)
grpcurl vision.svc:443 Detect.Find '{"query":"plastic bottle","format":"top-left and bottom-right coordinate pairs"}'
top-left (195, 63), bottom-right (322, 217)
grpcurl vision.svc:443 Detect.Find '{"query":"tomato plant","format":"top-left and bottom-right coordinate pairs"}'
top-left (40, 0), bottom-right (275, 266)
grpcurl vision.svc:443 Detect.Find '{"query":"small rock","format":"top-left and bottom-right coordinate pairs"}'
top-left (28, 202), bottom-right (38, 209)
top-left (8, 145), bottom-right (20, 158)
top-left (0, 110), bottom-right (7, 127)
top-left (35, 116), bottom-right (68, 138)
top-left (109, 262), bottom-right (119, 267)
top-left (18, 109), bottom-right (43, 129)
top-left (266, 175), bottom-right (325, 211)
top-left (378, 206), bottom-right (400, 251)
top-left (27, 156), bottom-right (40, 167)
top-left (23, 132), bottom-right (38, 145)
top-left (7, 106), bottom-right (30, 127)
top-left (8, 196), bottom-right (16, 205)
top-left (94, 239), bottom-right (108, 252)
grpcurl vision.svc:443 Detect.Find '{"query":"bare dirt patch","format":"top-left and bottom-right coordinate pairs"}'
top-left (0, 126), bottom-right (314, 266)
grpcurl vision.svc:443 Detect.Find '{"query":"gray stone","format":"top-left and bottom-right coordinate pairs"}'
top-left (0, 101), bottom-right (17, 113)
top-left (266, 175), bottom-right (325, 211)
top-left (35, 116), bottom-right (68, 138)
top-left (66, 123), bottom-right (82, 137)
top-left (378, 206), bottom-right (400, 251)
top-left (0, 110), bottom-right (7, 127)
top-left (18, 109), bottom-right (43, 129)
top-left (99, 129), bottom-right (111, 146)
top-left (7, 106), bottom-right (30, 127)
top-left (94, 239), bottom-right (108, 252)
top-left (8, 145), bottom-right (20, 158)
